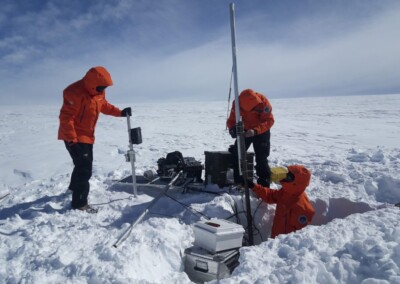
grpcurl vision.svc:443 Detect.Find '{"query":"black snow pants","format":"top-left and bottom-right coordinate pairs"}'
top-left (65, 142), bottom-right (93, 209)
top-left (231, 130), bottom-right (271, 187)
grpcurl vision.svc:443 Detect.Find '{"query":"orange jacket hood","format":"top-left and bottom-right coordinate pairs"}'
top-left (58, 66), bottom-right (121, 144)
top-left (281, 165), bottom-right (311, 196)
top-left (239, 89), bottom-right (263, 112)
top-left (83, 66), bottom-right (113, 96)
top-left (226, 89), bottom-right (274, 134)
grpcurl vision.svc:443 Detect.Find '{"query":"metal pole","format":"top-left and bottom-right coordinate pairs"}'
top-left (0, 192), bottom-right (10, 201)
top-left (113, 171), bottom-right (182, 248)
top-left (126, 115), bottom-right (138, 198)
top-left (229, 2), bottom-right (254, 245)
top-left (229, 3), bottom-right (243, 174)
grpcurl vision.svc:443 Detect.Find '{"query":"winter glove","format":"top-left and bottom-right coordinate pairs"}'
top-left (246, 178), bottom-right (255, 189)
top-left (229, 127), bottom-right (237, 138)
top-left (121, 107), bottom-right (132, 117)
top-left (245, 129), bottom-right (256, 138)
top-left (239, 178), bottom-right (255, 189)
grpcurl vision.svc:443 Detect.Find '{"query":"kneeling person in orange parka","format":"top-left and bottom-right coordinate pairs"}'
top-left (246, 165), bottom-right (315, 238)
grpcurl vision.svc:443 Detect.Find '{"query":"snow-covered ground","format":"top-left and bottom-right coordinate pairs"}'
top-left (0, 94), bottom-right (399, 283)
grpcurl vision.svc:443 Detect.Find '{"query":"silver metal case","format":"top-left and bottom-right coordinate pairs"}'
top-left (184, 246), bottom-right (240, 283)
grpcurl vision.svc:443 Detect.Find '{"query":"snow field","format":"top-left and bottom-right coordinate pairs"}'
top-left (0, 94), bottom-right (399, 283)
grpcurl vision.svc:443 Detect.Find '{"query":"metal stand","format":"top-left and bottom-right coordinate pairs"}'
top-left (0, 192), bottom-right (10, 202)
top-left (125, 115), bottom-right (138, 198)
top-left (113, 171), bottom-right (182, 248)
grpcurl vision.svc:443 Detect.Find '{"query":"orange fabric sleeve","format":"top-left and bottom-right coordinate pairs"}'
top-left (252, 184), bottom-right (280, 204)
top-left (253, 116), bottom-right (274, 134)
top-left (226, 101), bottom-right (236, 129)
top-left (100, 99), bottom-right (122, 117)
top-left (59, 92), bottom-right (79, 142)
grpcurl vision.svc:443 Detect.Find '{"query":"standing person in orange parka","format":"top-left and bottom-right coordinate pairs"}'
top-left (246, 165), bottom-right (315, 238)
top-left (227, 89), bottom-right (274, 187)
top-left (58, 66), bottom-right (131, 213)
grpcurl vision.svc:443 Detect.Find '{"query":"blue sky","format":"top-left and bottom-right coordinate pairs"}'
top-left (1, 0), bottom-right (399, 105)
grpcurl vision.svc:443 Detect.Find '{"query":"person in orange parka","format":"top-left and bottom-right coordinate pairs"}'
top-left (247, 165), bottom-right (315, 238)
top-left (227, 89), bottom-right (274, 186)
top-left (58, 66), bottom-right (131, 213)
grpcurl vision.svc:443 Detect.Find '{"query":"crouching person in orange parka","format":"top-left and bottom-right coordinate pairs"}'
top-left (246, 165), bottom-right (315, 238)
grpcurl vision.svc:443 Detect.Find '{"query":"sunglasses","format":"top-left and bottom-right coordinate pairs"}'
top-left (96, 86), bottom-right (108, 92)
top-left (280, 171), bottom-right (295, 183)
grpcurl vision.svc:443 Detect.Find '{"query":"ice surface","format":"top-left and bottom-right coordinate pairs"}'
top-left (0, 94), bottom-right (399, 283)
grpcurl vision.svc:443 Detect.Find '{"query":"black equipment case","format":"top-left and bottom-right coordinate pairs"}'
top-left (204, 151), bottom-right (254, 188)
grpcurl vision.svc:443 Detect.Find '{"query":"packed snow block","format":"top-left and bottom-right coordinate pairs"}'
top-left (204, 151), bottom-right (254, 187)
top-left (193, 218), bottom-right (245, 253)
top-left (184, 246), bottom-right (240, 283)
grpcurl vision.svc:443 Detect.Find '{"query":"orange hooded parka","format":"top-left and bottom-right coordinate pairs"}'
top-left (226, 89), bottom-right (274, 135)
top-left (252, 165), bottom-right (315, 238)
top-left (58, 66), bottom-right (122, 144)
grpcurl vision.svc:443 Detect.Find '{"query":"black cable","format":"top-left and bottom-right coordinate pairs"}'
top-left (91, 197), bottom-right (132, 206)
top-left (232, 191), bottom-right (266, 243)
top-left (226, 210), bottom-right (247, 220)
top-left (252, 200), bottom-right (265, 242)
top-left (226, 66), bottom-right (234, 129)
top-left (233, 200), bottom-right (240, 224)
top-left (148, 211), bottom-right (176, 219)
top-left (185, 186), bottom-right (227, 196)
top-left (164, 186), bottom-right (266, 243)
top-left (164, 193), bottom-right (212, 220)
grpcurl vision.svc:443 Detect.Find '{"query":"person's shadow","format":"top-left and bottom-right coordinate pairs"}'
top-left (0, 192), bottom-right (70, 222)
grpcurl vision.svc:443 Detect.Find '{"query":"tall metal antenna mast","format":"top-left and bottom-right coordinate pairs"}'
top-left (229, 2), bottom-right (254, 245)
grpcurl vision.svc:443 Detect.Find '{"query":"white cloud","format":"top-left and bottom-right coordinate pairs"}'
top-left (1, 1), bottom-right (400, 105)
top-left (236, 4), bottom-right (400, 97)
